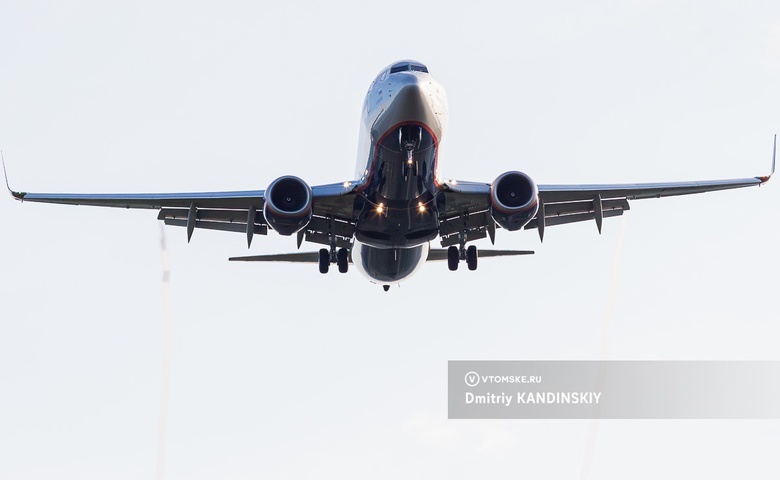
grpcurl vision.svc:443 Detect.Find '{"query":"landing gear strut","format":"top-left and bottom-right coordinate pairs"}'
top-left (447, 213), bottom-right (479, 272)
top-left (317, 216), bottom-right (350, 275)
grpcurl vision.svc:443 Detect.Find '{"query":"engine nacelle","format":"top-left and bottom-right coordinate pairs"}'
top-left (489, 171), bottom-right (539, 231)
top-left (263, 176), bottom-right (313, 236)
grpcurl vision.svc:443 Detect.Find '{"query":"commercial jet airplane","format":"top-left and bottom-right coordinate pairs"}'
top-left (4, 60), bottom-right (775, 291)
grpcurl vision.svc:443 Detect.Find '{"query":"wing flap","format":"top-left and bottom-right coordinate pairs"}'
top-left (158, 208), bottom-right (265, 224)
top-left (304, 231), bottom-right (352, 249)
top-left (438, 210), bottom-right (491, 247)
top-left (526, 208), bottom-right (624, 230)
top-left (306, 215), bottom-right (355, 238)
top-left (543, 198), bottom-right (629, 216)
top-left (164, 218), bottom-right (268, 235)
top-left (440, 228), bottom-right (487, 247)
top-left (438, 211), bottom-right (491, 236)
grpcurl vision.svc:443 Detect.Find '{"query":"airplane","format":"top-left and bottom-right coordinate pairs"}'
top-left (3, 60), bottom-right (776, 291)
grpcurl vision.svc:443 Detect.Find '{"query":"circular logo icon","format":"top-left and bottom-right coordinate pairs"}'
top-left (464, 371), bottom-right (480, 387)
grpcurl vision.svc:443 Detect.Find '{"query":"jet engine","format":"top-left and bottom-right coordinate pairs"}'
top-left (489, 171), bottom-right (539, 231)
top-left (263, 175), bottom-right (313, 235)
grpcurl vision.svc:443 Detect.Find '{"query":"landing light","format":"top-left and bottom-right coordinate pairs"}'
top-left (376, 203), bottom-right (385, 214)
top-left (343, 181), bottom-right (351, 189)
top-left (418, 201), bottom-right (426, 213)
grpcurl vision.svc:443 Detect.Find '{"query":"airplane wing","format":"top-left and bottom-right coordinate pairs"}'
top-left (437, 137), bottom-right (775, 246)
top-left (4, 156), bottom-right (358, 248)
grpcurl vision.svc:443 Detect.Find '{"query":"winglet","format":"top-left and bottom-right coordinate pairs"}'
top-left (758, 134), bottom-right (776, 184)
top-left (1, 151), bottom-right (26, 201)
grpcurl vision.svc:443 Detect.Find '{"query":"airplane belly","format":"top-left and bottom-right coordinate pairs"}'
top-left (351, 240), bottom-right (429, 285)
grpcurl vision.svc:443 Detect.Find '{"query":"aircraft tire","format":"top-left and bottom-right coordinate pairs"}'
top-left (337, 248), bottom-right (349, 273)
top-left (447, 246), bottom-right (459, 271)
top-left (467, 245), bottom-right (478, 271)
top-left (318, 248), bottom-right (329, 274)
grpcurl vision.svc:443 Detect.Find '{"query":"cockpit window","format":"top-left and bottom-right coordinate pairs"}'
top-left (389, 62), bottom-right (429, 74)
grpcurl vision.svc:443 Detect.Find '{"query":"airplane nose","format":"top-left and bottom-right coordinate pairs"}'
top-left (390, 80), bottom-right (430, 120)
top-left (396, 82), bottom-right (423, 101)
top-left (371, 71), bottom-right (445, 142)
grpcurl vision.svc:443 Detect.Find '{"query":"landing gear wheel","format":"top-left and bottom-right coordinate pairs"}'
top-left (447, 245), bottom-right (459, 271)
top-left (467, 245), bottom-right (478, 271)
top-left (318, 248), bottom-right (329, 274)
top-left (337, 248), bottom-right (349, 273)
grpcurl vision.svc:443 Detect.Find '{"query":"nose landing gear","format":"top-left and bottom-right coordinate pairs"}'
top-left (399, 125), bottom-right (422, 180)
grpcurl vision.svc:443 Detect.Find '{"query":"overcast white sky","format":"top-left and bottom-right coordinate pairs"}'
top-left (1, 1), bottom-right (780, 479)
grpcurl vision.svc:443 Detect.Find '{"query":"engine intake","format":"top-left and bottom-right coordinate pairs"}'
top-left (263, 176), bottom-right (313, 235)
top-left (490, 171), bottom-right (539, 231)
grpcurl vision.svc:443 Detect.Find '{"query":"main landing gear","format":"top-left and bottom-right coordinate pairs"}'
top-left (319, 247), bottom-right (349, 274)
top-left (447, 244), bottom-right (478, 272)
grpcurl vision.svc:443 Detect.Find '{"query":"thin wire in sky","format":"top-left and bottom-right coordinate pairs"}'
top-left (156, 224), bottom-right (174, 480)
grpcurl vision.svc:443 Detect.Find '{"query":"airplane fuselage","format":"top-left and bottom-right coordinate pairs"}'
top-left (349, 61), bottom-right (449, 285)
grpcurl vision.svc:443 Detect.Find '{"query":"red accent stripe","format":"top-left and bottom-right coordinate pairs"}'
top-left (355, 121), bottom-right (439, 193)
